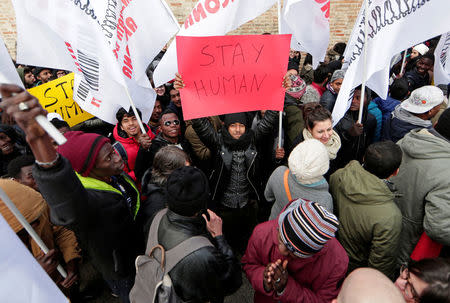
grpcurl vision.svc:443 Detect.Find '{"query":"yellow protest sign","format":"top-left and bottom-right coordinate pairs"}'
top-left (28, 73), bottom-right (94, 127)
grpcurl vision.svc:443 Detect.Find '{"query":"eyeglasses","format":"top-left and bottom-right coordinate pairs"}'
top-left (163, 119), bottom-right (180, 127)
top-left (170, 92), bottom-right (180, 98)
top-left (400, 265), bottom-right (420, 302)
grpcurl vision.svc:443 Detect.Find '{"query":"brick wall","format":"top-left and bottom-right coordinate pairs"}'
top-left (1, 0), bottom-right (362, 60)
top-left (0, 0), bottom-right (16, 59)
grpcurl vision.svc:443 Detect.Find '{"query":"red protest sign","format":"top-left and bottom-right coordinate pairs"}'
top-left (176, 34), bottom-right (291, 120)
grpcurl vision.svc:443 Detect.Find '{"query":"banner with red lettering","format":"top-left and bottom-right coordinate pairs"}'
top-left (153, 0), bottom-right (277, 87)
top-left (13, 0), bottom-right (179, 124)
top-left (177, 35), bottom-right (290, 120)
top-left (280, 0), bottom-right (330, 68)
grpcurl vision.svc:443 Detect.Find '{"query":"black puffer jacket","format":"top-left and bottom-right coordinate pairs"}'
top-left (334, 109), bottom-right (376, 170)
top-left (156, 210), bottom-right (242, 303)
top-left (33, 157), bottom-right (143, 280)
top-left (405, 68), bottom-right (430, 92)
top-left (139, 182), bottom-right (167, 238)
top-left (192, 111), bottom-right (278, 203)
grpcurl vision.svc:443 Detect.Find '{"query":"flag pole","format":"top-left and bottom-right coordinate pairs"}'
top-left (124, 86), bottom-right (147, 134)
top-left (399, 50), bottom-right (407, 76)
top-left (277, 0), bottom-right (283, 148)
top-left (0, 187), bottom-right (67, 278)
top-left (35, 115), bottom-right (67, 145)
top-left (358, 0), bottom-right (369, 123)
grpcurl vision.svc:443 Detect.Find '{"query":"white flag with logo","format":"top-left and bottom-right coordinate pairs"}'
top-left (280, 0), bottom-right (330, 68)
top-left (0, 214), bottom-right (68, 302)
top-left (0, 36), bottom-right (24, 97)
top-left (332, 0), bottom-right (450, 125)
top-left (12, 0), bottom-right (178, 124)
top-left (153, 0), bottom-right (277, 87)
top-left (434, 32), bottom-right (450, 86)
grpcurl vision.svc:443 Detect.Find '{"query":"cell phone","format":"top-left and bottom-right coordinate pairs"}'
top-left (201, 209), bottom-right (210, 221)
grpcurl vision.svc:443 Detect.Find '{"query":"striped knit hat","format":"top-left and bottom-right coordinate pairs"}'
top-left (278, 199), bottom-right (339, 258)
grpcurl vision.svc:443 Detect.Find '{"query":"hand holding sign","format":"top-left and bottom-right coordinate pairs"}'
top-left (176, 34), bottom-right (291, 120)
top-left (174, 72), bottom-right (185, 90)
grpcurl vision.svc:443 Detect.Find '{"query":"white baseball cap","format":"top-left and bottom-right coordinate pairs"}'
top-left (47, 112), bottom-right (63, 121)
top-left (401, 86), bottom-right (443, 114)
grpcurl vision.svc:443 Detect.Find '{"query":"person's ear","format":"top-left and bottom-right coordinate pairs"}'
top-left (331, 299), bottom-right (338, 303)
top-left (387, 168), bottom-right (400, 179)
top-left (392, 168), bottom-right (400, 177)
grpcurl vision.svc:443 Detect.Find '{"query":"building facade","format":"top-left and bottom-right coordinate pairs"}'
top-left (1, 0), bottom-right (362, 60)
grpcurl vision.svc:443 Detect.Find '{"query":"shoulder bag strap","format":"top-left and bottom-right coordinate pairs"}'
top-left (145, 208), bottom-right (168, 254)
top-left (283, 169), bottom-right (292, 202)
top-left (164, 236), bottom-right (214, 273)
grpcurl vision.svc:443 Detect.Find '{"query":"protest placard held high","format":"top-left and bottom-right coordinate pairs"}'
top-left (177, 34), bottom-right (291, 120)
top-left (28, 74), bottom-right (93, 127)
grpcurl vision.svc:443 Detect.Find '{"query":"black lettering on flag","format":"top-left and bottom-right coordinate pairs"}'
top-left (77, 50), bottom-right (100, 91)
top-left (76, 79), bottom-right (90, 102)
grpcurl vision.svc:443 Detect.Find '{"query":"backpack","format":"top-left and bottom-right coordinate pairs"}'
top-left (129, 209), bottom-right (213, 303)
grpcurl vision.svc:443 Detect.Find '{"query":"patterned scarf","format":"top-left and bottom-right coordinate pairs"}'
top-left (326, 82), bottom-right (337, 95)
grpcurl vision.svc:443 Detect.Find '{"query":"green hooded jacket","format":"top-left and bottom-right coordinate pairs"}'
top-left (392, 128), bottom-right (450, 267)
top-left (330, 160), bottom-right (402, 279)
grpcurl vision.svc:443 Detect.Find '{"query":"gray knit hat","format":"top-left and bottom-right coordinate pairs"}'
top-left (300, 85), bottom-right (320, 104)
top-left (330, 69), bottom-right (345, 83)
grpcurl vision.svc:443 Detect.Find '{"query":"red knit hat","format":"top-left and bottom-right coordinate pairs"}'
top-left (57, 131), bottom-right (110, 177)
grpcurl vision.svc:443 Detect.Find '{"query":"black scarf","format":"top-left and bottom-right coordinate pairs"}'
top-left (221, 126), bottom-right (253, 151)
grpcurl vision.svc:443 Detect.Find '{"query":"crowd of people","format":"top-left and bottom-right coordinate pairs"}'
top-left (0, 36), bottom-right (449, 303)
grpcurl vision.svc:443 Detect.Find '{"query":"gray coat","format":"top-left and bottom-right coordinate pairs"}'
top-left (265, 166), bottom-right (333, 220)
top-left (320, 89), bottom-right (337, 112)
top-left (392, 128), bottom-right (450, 266)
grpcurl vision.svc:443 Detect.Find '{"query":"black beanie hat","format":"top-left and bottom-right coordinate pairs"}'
top-left (166, 166), bottom-right (210, 217)
top-left (435, 108), bottom-right (450, 141)
top-left (223, 112), bottom-right (249, 129)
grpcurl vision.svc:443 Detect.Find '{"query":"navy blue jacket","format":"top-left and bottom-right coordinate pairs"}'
top-left (382, 117), bottom-right (431, 143)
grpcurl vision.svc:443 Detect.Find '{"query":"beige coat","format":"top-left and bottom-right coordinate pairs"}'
top-left (0, 179), bottom-right (81, 263)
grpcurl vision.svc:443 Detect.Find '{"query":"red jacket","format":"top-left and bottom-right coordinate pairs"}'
top-left (242, 220), bottom-right (348, 303)
top-left (311, 82), bottom-right (326, 97)
top-left (113, 124), bottom-right (155, 181)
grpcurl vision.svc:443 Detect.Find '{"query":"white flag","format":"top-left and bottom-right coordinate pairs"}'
top-left (434, 32), bottom-right (450, 86)
top-left (332, 0), bottom-right (450, 125)
top-left (153, 0), bottom-right (277, 87)
top-left (280, 0), bottom-right (330, 68)
top-left (13, 0), bottom-right (178, 124)
top-left (0, 36), bottom-right (24, 96)
top-left (0, 214), bottom-right (68, 303)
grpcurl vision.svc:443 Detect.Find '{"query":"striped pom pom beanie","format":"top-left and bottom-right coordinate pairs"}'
top-left (278, 199), bottom-right (339, 258)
